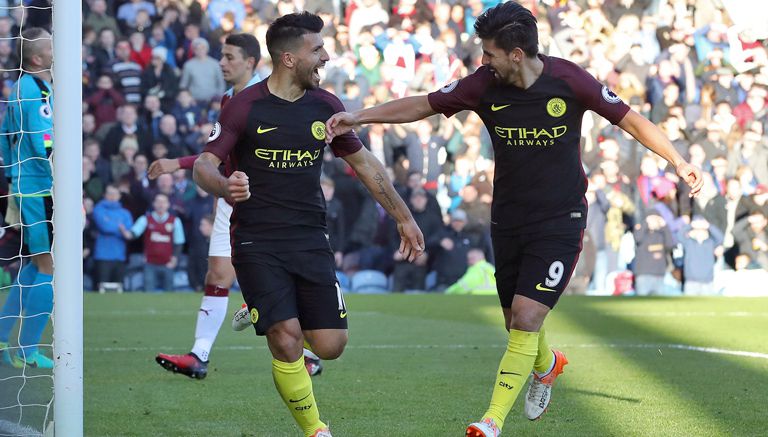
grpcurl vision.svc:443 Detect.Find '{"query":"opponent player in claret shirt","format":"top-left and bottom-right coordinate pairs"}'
top-left (325, 3), bottom-right (703, 436)
top-left (194, 12), bottom-right (424, 437)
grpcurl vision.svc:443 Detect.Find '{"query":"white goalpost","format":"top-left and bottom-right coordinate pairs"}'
top-left (52, 0), bottom-right (83, 435)
top-left (0, 3), bottom-right (82, 436)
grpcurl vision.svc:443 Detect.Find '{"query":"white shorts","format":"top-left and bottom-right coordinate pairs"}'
top-left (208, 197), bottom-right (233, 258)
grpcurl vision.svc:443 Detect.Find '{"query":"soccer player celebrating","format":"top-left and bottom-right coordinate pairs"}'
top-left (194, 12), bottom-right (424, 437)
top-left (325, 3), bottom-right (703, 436)
top-left (151, 33), bottom-right (270, 380)
top-left (0, 28), bottom-right (55, 368)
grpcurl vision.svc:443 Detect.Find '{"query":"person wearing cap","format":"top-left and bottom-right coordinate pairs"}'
top-left (743, 185), bottom-right (768, 218)
top-left (142, 45), bottom-right (180, 112)
top-left (391, 187), bottom-right (442, 292)
top-left (733, 210), bottom-right (768, 271)
top-left (431, 209), bottom-right (474, 291)
top-left (633, 211), bottom-right (675, 296)
top-left (676, 215), bottom-right (724, 295)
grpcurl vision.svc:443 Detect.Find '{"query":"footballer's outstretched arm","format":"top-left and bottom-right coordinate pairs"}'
top-left (325, 95), bottom-right (437, 142)
top-left (618, 109), bottom-right (703, 196)
top-left (193, 152), bottom-right (250, 202)
top-left (148, 155), bottom-right (199, 179)
top-left (342, 147), bottom-right (425, 262)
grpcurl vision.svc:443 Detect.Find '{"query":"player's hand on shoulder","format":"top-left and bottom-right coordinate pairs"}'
top-left (226, 171), bottom-right (250, 203)
top-left (397, 219), bottom-right (425, 263)
top-left (148, 158), bottom-right (180, 179)
top-left (325, 112), bottom-right (358, 144)
top-left (676, 162), bottom-right (704, 198)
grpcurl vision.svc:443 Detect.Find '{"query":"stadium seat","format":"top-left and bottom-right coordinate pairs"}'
top-left (350, 270), bottom-right (389, 294)
top-left (335, 270), bottom-right (350, 292)
top-left (425, 271), bottom-right (437, 291)
top-left (173, 271), bottom-right (190, 291)
top-left (124, 271), bottom-right (144, 292)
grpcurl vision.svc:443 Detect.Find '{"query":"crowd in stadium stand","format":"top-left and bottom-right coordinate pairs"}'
top-left (1, 0), bottom-right (764, 295)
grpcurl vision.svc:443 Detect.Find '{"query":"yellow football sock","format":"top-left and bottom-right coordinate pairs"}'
top-left (483, 329), bottom-right (539, 430)
top-left (533, 328), bottom-right (554, 375)
top-left (272, 357), bottom-right (325, 436)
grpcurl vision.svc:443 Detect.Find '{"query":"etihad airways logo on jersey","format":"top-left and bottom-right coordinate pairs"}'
top-left (493, 125), bottom-right (567, 147)
top-left (254, 148), bottom-right (322, 168)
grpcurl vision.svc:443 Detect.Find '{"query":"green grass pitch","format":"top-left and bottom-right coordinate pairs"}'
top-left (6, 293), bottom-right (768, 436)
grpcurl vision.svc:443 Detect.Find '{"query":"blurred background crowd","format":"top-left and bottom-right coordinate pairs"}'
top-left (0, 0), bottom-right (765, 295)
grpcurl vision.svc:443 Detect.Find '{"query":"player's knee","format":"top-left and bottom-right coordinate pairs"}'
top-left (313, 343), bottom-right (345, 360)
top-left (205, 258), bottom-right (235, 287)
top-left (267, 325), bottom-right (304, 360)
top-left (509, 310), bottom-right (544, 332)
top-left (311, 333), bottom-right (348, 360)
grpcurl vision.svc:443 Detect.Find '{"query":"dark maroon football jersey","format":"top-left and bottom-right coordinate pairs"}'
top-left (428, 55), bottom-right (630, 233)
top-left (204, 78), bottom-right (362, 253)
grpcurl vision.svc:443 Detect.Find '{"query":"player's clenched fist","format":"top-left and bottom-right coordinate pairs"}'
top-left (148, 158), bottom-right (181, 180)
top-left (325, 112), bottom-right (359, 143)
top-left (227, 171), bottom-right (250, 202)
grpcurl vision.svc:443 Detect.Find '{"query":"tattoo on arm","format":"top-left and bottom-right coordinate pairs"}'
top-left (373, 172), bottom-right (397, 212)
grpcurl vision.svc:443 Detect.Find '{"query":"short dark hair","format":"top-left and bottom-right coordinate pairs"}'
top-left (474, 2), bottom-right (538, 57)
top-left (154, 192), bottom-right (169, 201)
top-left (225, 33), bottom-right (261, 66)
top-left (265, 12), bottom-right (323, 60)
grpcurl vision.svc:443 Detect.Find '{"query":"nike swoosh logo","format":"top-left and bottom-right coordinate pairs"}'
top-left (340, 311), bottom-right (347, 319)
top-left (500, 370), bottom-right (521, 375)
top-left (491, 104), bottom-right (510, 112)
top-left (288, 392), bottom-right (311, 403)
top-left (536, 283), bottom-right (557, 292)
top-left (256, 126), bottom-right (277, 134)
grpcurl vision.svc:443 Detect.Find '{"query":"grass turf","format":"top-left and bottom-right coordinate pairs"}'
top-left (6, 293), bottom-right (768, 436)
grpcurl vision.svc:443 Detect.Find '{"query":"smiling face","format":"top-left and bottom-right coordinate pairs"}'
top-left (481, 38), bottom-right (521, 85)
top-left (293, 33), bottom-right (328, 89)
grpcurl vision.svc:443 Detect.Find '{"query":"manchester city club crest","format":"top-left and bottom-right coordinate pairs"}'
top-left (311, 121), bottom-right (326, 140)
top-left (546, 98), bottom-right (567, 117)
top-left (250, 307), bottom-right (259, 324)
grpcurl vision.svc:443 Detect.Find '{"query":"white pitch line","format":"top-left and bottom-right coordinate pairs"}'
top-left (581, 312), bottom-right (768, 317)
top-left (94, 310), bottom-right (384, 317)
top-left (94, 310), bottom-right (768, 317)
top-left (86, 343), bottom-right (768, 360)
top-left (557, 343), bottom-right (768, 360)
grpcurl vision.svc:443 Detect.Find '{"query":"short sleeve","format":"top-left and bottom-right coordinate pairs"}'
top-left (317, 90), bottom-right (363, 157)
top-left (565, 63), bottom-right (630, 125)
top-left (203, 93), bottom-right (249, 162)
top-left (178, 155), bottom-right (198, 170)
top-left (427, 67), bottom-right (492, 118)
